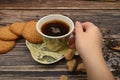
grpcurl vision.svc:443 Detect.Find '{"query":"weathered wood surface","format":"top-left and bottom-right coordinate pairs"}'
top-left (0, 0), bottom-right (120, 80)
top-left (0, 10), bottom-right (120, 34)
top-left (0, 0), bottom-right (120, 10)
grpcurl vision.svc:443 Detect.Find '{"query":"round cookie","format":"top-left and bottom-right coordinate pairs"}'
top-left (10, 22), bottom-right (25, 36)
top-left (0, 26), bottom-right (19, 41)
top-left (22, 21), bottom-right (43, 44)
top-left (0, 40), bottom-right (15, 54)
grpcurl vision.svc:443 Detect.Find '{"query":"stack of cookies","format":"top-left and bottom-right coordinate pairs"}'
top-left (0, 21), bottom-right (43, 54)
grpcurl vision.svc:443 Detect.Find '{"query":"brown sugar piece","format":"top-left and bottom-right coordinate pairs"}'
top-left (66, 59), bottom-right (77, 72)
top-left (0, 26), bottom-right (19, 41)
top-left (64, 49), bottom-right (74, 61)
top-left (60, 75), bottom-right (68, 80)
top-left (0, 40), bottom-right (15, 54)
top-left (10, 22), bottom-right (25, 36)
top-left (22, 21), bottom-right (43, 44)
top-left (76, 63), bottom-right (86, 72)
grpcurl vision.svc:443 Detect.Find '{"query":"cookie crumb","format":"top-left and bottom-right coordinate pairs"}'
top-left (60, 75), bottom-right (68, 80)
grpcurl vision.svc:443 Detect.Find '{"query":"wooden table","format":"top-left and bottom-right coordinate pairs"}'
top-left (0, 0), bottom-right (120, 80)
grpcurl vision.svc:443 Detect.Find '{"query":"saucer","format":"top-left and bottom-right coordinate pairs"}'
top-left (26, 41), bottom-right (68, 64)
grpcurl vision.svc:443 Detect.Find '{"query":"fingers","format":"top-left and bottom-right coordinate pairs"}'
top-left (75, 21), bottom-right (97, 33)
top-left (69, 43), bottom-right (76, 49)
top-left (82, 22), bottom-right (97, 32)
top-left (75, 21), bottom-right (83, 33)
top-left (69, 37), bottom-right (76, 49)
top-left (82, 22), bottom-right (96, 27)
top-left (75, 21), bottom-right (84, 40)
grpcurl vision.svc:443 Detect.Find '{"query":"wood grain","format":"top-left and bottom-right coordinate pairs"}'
top-left (0, 0), bottom-right (120, 10)
top-left (0, 0), bottom-right (120, 80)
top-left (0, 10), bottom-right (120, 33)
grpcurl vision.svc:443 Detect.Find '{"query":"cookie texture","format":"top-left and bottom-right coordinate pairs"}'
top-left (0, 26), bottom-right (19, 41)
top-left (0, 40), bottom-right (15, 54)
top-left (60, 75), bottom-right (68, 80)
top-left (22, 21), bottom-right (43, 43)
top-left (10, 22), bottom-right (25, 36)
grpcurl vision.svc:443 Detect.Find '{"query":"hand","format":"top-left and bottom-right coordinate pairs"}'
top-left (75, 21), bottom-right (114, 80)
top-left (75, 21), bottom-right (102, 59)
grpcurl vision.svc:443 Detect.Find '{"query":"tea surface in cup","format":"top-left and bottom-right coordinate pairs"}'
top-left (41, 20), bottom-right (70, 37)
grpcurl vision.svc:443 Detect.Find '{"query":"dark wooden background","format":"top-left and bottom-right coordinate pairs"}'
top-left (0, 0), bottom-right (120, 80)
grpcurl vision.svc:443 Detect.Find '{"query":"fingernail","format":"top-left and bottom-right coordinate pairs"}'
top-left (76, 21), bottom-right (81, 25)
top-left (76, 21), bottom-right (79, 24)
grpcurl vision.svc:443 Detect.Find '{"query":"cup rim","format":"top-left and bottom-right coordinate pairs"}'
top-left (36, 14), bottom-right (74, 39)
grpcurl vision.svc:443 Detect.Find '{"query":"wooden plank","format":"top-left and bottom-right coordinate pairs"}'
top-left (0, 0), bottom-right (120, 10)
top-left (0, 75), bottom-right (87, 80)
top-left (0, 77), bottom-right (87, 80)
top-left (0, 69), bottom-right (87, 80)
top-left (0, 65), bottom-right (67, 71)
top-left (0, 10), bottom-right (120, 33)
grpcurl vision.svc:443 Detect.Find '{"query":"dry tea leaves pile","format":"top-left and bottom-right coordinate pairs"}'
top-left (102, 29), bottom-right (120, 78)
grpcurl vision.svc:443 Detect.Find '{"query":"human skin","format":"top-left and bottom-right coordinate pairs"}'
top-left (75, 21), bottom-right (115, 80)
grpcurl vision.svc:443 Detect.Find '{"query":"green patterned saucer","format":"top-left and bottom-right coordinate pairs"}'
top-left (26, 41), bottom-right (68, 64)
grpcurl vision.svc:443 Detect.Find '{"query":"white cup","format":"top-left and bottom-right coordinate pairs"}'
top-left (36, 14), bottom-right (74, 51)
